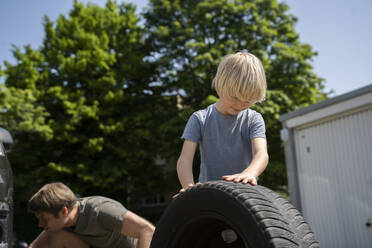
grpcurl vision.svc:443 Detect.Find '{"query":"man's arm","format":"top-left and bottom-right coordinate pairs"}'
top-left (121, 211), bottom-right (155, 248)
top-left (222, 137), bottom-right (269, 185)
top-left (29, 231), bottom-right (48, 248)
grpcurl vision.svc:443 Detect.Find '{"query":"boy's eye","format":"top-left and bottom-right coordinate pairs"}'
top-left (232, 97), bottom-right (254, 104)
top-left (230, 97), bottom-right (241, 102)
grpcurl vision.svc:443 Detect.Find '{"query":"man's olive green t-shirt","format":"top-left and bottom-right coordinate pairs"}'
top-left (65, 196), bottom-right (136, 248)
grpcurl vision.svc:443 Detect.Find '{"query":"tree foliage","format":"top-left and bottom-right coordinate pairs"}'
top-left (0, 0), bottom-right (177, 207)
top-left (0, 0), bottom-right (328, 238)
top-left (144, 0), bottom-right (327, 188)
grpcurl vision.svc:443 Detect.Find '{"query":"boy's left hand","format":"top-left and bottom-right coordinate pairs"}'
top-left (172, 183), bottom-right (201, 199)
top-left (222, 173), bottom-right (257, 185)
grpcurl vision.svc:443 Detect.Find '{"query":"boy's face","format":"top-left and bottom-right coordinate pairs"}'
top-left (35, 209), bottom-right (67, 231)
top-left (218, 95), bottom-right (253, 115)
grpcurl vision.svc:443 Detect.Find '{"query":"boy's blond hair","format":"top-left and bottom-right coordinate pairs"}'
top-left (28, 182), bottom-right (77, 217)
top-left (212, 51), bottom-right (266, 103)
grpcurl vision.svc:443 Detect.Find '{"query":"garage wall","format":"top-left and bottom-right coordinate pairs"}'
top-left (294, 107), bottom-right (372, 247)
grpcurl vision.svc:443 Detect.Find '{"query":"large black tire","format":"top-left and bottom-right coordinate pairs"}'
top-left (150, 181), bottom-right (318, 248)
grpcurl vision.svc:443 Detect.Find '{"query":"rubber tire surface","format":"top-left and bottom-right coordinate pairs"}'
top-left (150, 181), bottom-right (319, 248)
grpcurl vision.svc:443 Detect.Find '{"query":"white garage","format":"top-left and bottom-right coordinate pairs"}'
top-left (280, 84), bottom-right (372, 247)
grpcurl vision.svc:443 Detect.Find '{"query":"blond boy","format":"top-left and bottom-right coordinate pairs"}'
top-left (177, 51), bottom-right (269, 192)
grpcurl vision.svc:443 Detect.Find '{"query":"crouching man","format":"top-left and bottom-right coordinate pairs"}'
top-left (28, 182), bottom-right (155, 248)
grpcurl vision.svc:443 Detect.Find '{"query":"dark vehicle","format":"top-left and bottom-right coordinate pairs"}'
top-left (0, 127), bottom-right (14, 248)
top-left (0, 128), bottom-right (27, 248)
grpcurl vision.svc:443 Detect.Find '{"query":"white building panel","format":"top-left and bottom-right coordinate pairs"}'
top-left (294, 108), bottom-right (372, 247)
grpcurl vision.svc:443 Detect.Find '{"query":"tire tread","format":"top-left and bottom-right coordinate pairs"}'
top-left (192, 181), bottom-right (319, 248)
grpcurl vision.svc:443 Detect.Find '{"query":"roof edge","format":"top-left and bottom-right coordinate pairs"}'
top-left (280, 83), bottom-right (372, 122)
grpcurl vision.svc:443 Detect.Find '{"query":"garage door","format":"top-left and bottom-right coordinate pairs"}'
top-left (294, 108), bottom-right (372, 247)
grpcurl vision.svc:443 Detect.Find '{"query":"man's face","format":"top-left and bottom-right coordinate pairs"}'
top-left (35, 210), bottom-right (66, 231)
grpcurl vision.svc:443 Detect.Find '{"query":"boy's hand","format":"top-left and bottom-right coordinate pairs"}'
top-left (172, 183), bottom-right (200, 199)
top-left (222, 173), bottom-right (257, 185)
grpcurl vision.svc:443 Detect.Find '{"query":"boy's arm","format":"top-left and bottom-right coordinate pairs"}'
top-left (244, 137), bottom-right (269, 179)
top-left (29, 231), bottom-right (48, 248)
top-left (222, 137), bottom-right (269, 185)
top-left (176, 140), bottom-right (198, 189)
top-left (121, 211), bottom-right (155, 248)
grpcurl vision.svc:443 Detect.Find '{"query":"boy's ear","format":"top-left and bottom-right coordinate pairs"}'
top-left (61, 206), bottom-right (69, 217)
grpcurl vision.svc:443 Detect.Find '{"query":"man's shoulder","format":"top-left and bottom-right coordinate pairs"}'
top-left (79, 196), bottom-right (123, 209)
top-left (80, 195), bottom-right (109, 202)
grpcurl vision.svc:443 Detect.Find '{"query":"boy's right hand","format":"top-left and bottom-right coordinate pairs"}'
top-left (172, 183), bottom-right (200, 199)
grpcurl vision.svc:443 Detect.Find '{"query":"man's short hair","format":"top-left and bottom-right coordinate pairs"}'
top-left (28, 182), bottom-right (77, 217)
top-left (212, 51), bottom-right (267, 103)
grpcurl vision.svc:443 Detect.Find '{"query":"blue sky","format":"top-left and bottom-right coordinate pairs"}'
top-left (0, 0), bottom-right (371, 96)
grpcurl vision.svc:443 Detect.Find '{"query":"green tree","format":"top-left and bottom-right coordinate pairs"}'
top-left (0, 1), bottom-right (330, 240)
top-left (144, 0), bottom-right (327, 189)
top-left (0, 1), bottom-right (176, 238)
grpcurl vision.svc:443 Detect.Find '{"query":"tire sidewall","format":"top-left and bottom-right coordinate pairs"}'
top-left (151, 185), bottom-right (270, 248)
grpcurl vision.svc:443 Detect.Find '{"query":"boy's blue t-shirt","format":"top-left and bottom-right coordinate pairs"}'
top-left (181, 104), bottom-right (266, 183)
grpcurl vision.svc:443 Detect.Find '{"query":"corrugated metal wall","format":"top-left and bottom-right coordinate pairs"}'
top-left (294, 107), bottom-right (372, 247)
